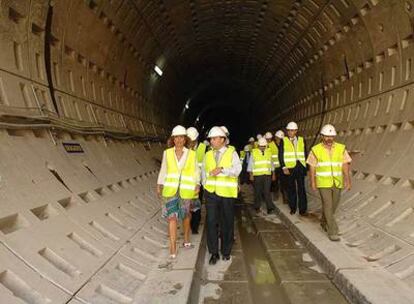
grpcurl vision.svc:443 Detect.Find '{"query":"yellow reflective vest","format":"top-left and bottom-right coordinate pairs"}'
top-left (162, 148), bottom-right (197, 199)
top-left (252, 148), bottom-right (272, 176)
top-left (268, 141), bottom-right (280, 168)
top-left (311, 143), bottom-right (345, 188)
top-left (196, 142), bottom-right (206, 168)
top-left (283, 136), bottom-right (306, 168)
top-left (204, 147), bottom-right (238, 198)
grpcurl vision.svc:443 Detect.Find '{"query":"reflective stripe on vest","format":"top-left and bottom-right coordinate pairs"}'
top-left (311, 143), bottom-right (345, 188)
top-left (162, 148), bottom-right (197, 199)
top-left (268, 141), bottom-right (280, 168)
top-left (283, 136), bottom-right (306, 168)
top-left (196, 142), bottom-right (207, 168)
top-left (252, 148), bottom-right (272, 176)
top-left (204, 147), bottom-right (238, 198)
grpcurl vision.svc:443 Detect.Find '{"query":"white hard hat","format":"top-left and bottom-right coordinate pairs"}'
top-left (186, 127), bottom-right (199, 141)
top-left (208, 126), bottom-right (227, 138)
top-left (286, 121), bottom-right (298, 130)
top-left (275, 130), bottom-right (285, 139)
top-left (249, 137), bottom-right (255, 142)
top-left (244, 145), bottom-right (250, 152)
top-left (171, 125), bottom-right (187, 136)
top-left (257, 134), bottom-right (263, 140)
top-left (320, 124), bottom-right (337, 136)
top-left (264, 132), bottom-right (273, 139)
top-left (220, 126), bottom-right (229, 135)
top-left (258, 138), bottom-right (268, 147)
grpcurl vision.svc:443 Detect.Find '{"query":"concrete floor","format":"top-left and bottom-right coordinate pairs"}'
top-left (194, 188), bottom-right (348, 304)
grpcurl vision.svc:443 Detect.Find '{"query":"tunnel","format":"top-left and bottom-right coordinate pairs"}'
top-left (0, 0), bottom-right (414, 303)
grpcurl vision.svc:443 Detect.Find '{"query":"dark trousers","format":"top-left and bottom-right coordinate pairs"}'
top-left (190, 209), bottom-right (201, 232)
top-left (240, 170), bottom-right (250, 185)
top-left (285, 164), bottom-right (308, 214)
top-left (253, 175), bottom-right (275, 211)
top-left (275, 169), bottom-right (289, 203)
top-left (240, 159), bottom-right (250, 185)
top-left (190, 186), bottom-right (203, 233)
top-left (205, 191), bottom-right (234, 256)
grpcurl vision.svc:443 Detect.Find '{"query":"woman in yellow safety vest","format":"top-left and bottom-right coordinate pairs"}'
top-left (157, 125), bottom-right (200, 259)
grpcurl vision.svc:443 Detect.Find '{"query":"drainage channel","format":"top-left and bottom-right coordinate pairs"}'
top-left (236, 204), bottom-right (290, 303)
top-left (191, 189), bottom-right (349, 303)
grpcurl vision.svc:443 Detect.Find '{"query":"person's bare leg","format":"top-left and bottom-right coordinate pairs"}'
top-left (169, 218), bottom-right (177, 255)
top-left (183, 214), bottom-right (191, 244)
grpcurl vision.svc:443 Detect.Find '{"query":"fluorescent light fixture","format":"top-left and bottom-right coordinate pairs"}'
top-left (154, 65), bottom-right (163, 76)
top-left (185, 104), bottom-right (189, 109)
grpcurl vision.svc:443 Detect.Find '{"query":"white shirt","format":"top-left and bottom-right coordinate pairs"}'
top-left (157, 147), bottom-right (200, 185)
top-left (201, 146), bottom-right (242, 185)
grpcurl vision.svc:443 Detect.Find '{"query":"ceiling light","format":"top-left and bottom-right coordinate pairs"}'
top-left (154, 65), bottom-right (163, 76)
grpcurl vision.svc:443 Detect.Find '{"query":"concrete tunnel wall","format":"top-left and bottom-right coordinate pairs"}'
top-left (0, 0), bottom-right (414, 302)
top-left (263, 0), bottom-right (414, 292)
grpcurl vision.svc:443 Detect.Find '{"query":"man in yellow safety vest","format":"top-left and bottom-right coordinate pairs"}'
top-left (202, 126), bottom-right (241, 265)
top-left (279, 122), bottom-right (308, 216)
top-left (248, 137), bottom-right (276, 214)
top-left (307, 124), bottom-right (352, 241)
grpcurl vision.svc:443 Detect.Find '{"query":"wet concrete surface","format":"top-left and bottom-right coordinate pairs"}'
top-left (260, 230), bottom-right (300, 251)
top-left (267, 250), bottom-right (327, 282)
top-left (193, 188), bottom-right (349, 303)
top-left (237, 206), bottom-right (291, 304)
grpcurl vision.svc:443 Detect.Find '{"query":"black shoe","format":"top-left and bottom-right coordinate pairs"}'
top-left (209, 254), bottom-right (220, 265)
top-left (192, 230), bottom-right (198, 234)
top-left (222, 255), bottom-right (231, 261)
top-left (290, 210), bottom-right (296, 215)
top-left (267, 209), bottom-right (275, 215)
top-left (299, 212), bottom-right (309, 217)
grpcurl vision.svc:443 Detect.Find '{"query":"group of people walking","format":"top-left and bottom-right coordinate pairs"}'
top-left (242, 122), bottom-right (352, 241)
top-left (156, 121), bottom-right (352, 262)
top-left (157, 125), bottom-right (239, 263)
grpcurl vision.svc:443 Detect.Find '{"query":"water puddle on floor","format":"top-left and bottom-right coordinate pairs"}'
top-left (236, 205), bottom-right (290, 304)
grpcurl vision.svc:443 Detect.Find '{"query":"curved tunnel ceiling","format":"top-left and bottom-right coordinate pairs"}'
top-left (44, 0), bottom-right (411, 140)
top-left (0, 0), bottom-right (412, 141)
top-left (38, 0), bottom-right (411, 143)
